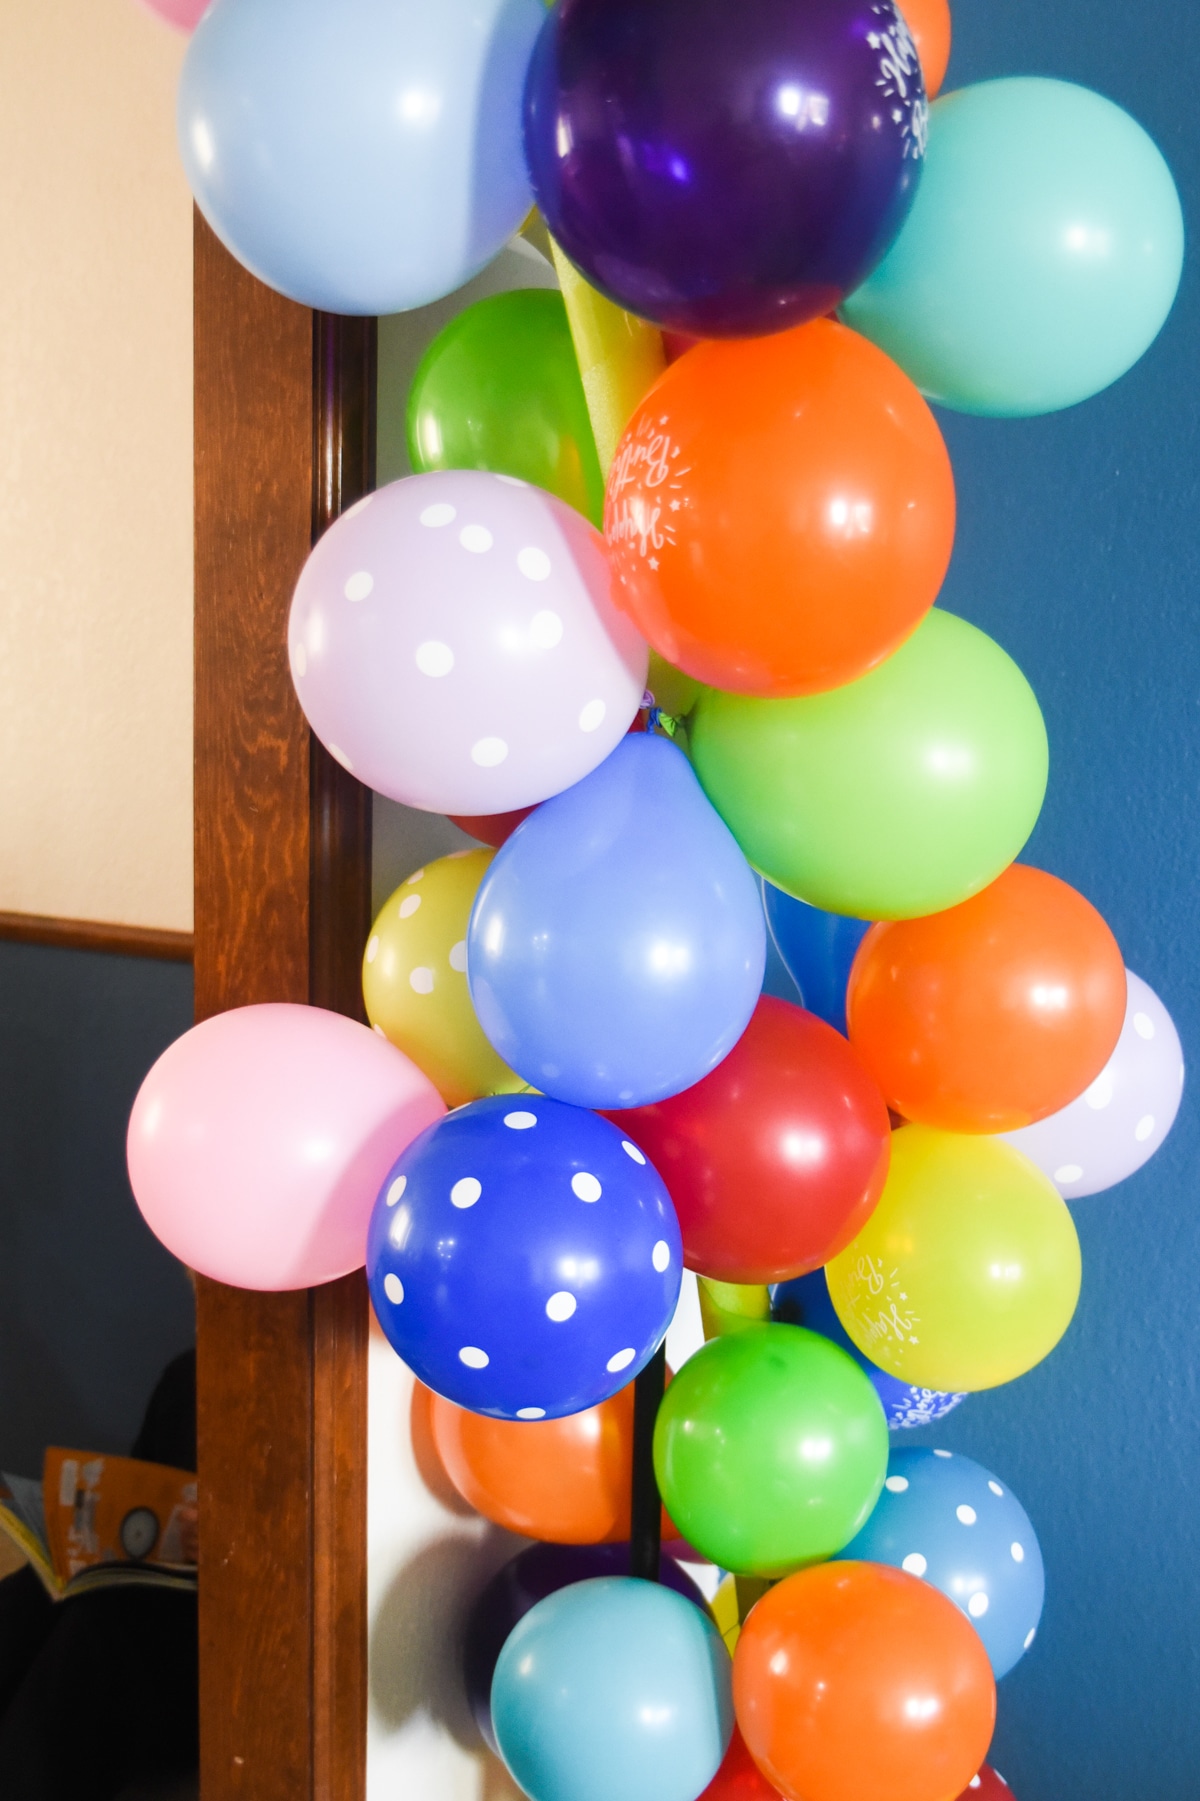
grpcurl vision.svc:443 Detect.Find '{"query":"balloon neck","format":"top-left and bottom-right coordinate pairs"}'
top-left (641, 692), bottom-right (680, 740)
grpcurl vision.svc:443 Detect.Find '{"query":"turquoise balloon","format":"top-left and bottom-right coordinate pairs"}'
top-left (492, 1577), bottom-right (733, 1801)
top-left (842, 78), bottom-right (1184, 417)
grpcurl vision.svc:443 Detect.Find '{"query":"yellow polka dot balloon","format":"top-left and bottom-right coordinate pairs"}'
top-left (363, 850), bottom-right (525, 1108)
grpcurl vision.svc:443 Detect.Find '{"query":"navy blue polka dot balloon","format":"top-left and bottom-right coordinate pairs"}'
top-left (366, 1095), bottom-right (682, 1420)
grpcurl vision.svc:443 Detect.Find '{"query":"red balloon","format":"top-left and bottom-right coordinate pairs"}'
top-left (699, 1725), bottom-right (784, 1799)
top-left (957, 1768), bottom-right (1016, 1800)
top-left (609, 996), bottom-right (890, 1285)
top-left (447, 807), bottom-right (534, 848)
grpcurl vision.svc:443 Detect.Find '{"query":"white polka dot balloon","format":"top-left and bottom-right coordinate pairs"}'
top-left (288, 469), bottom-right (648, 814)
top-left (1000, 969), bottom-right (1184, 1197)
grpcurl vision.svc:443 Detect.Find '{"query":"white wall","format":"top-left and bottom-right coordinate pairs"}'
top-left (0, 0), bottom-right (193, 931)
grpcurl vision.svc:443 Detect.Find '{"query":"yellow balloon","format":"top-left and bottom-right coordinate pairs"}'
top-left (363, 851), bottom-right (525, 1108)
top-left (826, 1124), bottom-right (1081, 1392)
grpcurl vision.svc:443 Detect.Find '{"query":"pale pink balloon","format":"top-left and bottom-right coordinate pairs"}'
top-left (136, 0), bottom-right (210, 30)
top-left (127, 1004), bottom-right (445, 1290)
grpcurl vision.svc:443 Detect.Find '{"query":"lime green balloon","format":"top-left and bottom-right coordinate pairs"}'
top-left (406, 288), bottom-right (605, 525)
top-left (827, 1125), bottom-right (1082, 1392)
top-left (653, 1324), bottom-right (888, 1577)
top-left (842, 79), bottom-right (1184, 417)
top-left (689, 609), bottom-right (1048, 920)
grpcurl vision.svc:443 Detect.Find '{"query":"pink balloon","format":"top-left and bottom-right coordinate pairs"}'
top-left (127, 1004), bottom-right (445, 1289)
top-left (288, 470), bottom-right (648, 815)
top-left (136, 0), bottom-right (210, 30)
top-left (1000, 969), bottom-right (1184, 1197)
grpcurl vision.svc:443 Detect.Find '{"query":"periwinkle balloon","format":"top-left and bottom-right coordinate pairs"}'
top-left (179, 0), bottom-right (543, 314)
top-left (772, 1271), bottom-right (966, 1431)
top-left (838, 1447), bottom-right (1045, 1679)
top-left (366, 1096), bottom-right (681, 1420)
top-left (843, 79), bottom-right (1184, 416)
top-left (492, 1577), bottom-right (733, 1801)
top-left (762, 884), bottom-right (870, 1035)
top-left (523, 0), bottom-right (927, 338)
top-left (464, 1543), bottom-right (708, 1753)
top-left (1001, 970), bottom-right (1184, 1197)
top-left (468, 733), bottom-right (766, 1109)
top-left (288, 470), bottom-right (647, 816)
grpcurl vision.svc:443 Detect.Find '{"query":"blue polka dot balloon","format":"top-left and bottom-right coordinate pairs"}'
top-left (837, 1446), bottom-right (1045, 1678)
top-left (366, 1095), bottom-right (682, 1420)
top-left (772, 1270), bottom-right (967, 1430)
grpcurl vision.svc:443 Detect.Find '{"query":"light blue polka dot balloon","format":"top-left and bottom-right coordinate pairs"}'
top-left (492, 1577), bottom-right (733, 1801)
top-left (366, 1096), bottom-right (681, 1419)
top-left (178, 0), bottom-right (544, 314)
top-left (838, 1446), bottom-right (1044, 1678)
top-left (843, 78), bottom-right (1184, 416)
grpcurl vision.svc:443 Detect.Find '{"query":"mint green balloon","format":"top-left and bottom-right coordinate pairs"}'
top-left (688, 609), bottom-right (1048, 921)
top-left (842, 78), bottom-right (1184, 417)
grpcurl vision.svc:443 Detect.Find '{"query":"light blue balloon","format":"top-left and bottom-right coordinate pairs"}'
top-left (842, 78), bottom-right (1184, 416)
top-left (838, 1446), bottom-right (1045, 1678)
top-left (178, 0), bottom-right (543, 314)
top-left (492, 1577), bottom-right (733, 1801)
top-left (468, 733), bottom-right (765, 1109)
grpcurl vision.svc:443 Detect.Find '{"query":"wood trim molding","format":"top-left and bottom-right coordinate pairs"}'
top-left (0, 911), bottom-right (194, 962)
top-left (193, 211), bottom-right (371, 1801)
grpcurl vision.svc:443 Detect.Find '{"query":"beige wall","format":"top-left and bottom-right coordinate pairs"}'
top-left (0, 0), bottom-right (193, 931)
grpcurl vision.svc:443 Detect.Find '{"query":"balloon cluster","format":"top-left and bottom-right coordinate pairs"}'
top-left (126, 1), bottom-right (1186, 1798)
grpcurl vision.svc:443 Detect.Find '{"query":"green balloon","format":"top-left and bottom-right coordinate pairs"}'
top-left (406, 288), bottom-right (604, 525)
top-left (689, 609), bottom-right (1048, 921)
top-left (653, 1325), bottom-right (888, 1578)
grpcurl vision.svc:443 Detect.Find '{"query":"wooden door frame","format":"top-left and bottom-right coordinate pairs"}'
top-left (193, 212), bottom-right (374, 1801)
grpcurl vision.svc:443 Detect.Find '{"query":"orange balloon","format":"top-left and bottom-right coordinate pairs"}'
top-left (733, 1562), bottom-right (995, 1801)
top-left (899, 0), bottom-right (952, 98)
top-left (847, 863), bottom-right (1126, 1132)
top-left (429, 1380), bottom-right (676, 1544)
top-left (605, 318), bottom-right (955, 697)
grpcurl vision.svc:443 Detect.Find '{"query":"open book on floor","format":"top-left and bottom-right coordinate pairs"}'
top-left (0, 1447), bottom-right (197, 1600)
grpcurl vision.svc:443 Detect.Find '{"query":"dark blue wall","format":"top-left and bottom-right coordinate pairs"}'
top-left (908, 4), bottom-right (1200, 1797)
top-left (0, 942), bottom-right (195, 1477)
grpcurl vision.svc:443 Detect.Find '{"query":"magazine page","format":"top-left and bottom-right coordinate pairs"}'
top-left (42, 1448), bottom-right (198, 1588)
top-left (0, 1472), bottom-right (58, 1595)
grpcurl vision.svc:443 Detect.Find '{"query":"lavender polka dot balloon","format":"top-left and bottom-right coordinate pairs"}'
top-left (289, 470), bottom-right (648, 814)
top-left (1000, 969), bottom-right (1184, 1197)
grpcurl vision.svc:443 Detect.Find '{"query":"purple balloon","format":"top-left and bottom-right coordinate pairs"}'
top-left (464, 1543), bottom-right (707, 1752)
top-left (523, 0), bottom-right (927, 338)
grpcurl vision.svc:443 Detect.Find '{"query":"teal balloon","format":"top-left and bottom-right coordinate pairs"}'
top-left (842, 78), bottom-right (1184, 417)
top-left (492, 1577), bottom-right (733, 1801)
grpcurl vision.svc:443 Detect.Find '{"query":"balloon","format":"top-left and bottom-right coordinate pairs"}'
top-left (605, 320), bottom-right (954, 697)
top-left (447, 807), bottom-right (534, 848)
top-left (288, 469), bottom-right (647, 815)
top-left (608, 997), bottom-right (891, 1285)
top-left (127, 1004), bottom-right (444, 1290)
top-left (653, 1325), bottom-right (887, 1575)
top-left (406, 290), bottom-right (605, 526)
top-left (690, 610), bottom-right (1048, 920)
top-left (366, 1095), bottom-right (681, 1419)
top-left (138, 0), bottom-right (210, 28)
top-left (772, 1271), bottom-right (966, 1431)
top-left (842, 79), bottom-right (1184, 416)
top-left (492, 1577), bottom-right (733, 1801)
top-left (898, 0), bottom-right (951, 96)
top-left (464, 1543), bottom-right (707, 1753)
top-left (699, 1726), bottom-right (785, 1799)
top-left (762, 886), bottom-right (870, 1035)
top-left (523, 0), bottom-right (927, 339)
top-left (428, 1376), bottom-right (677, 1544)
top-left (827, 1124), bottom-right (1082, 1391)
top-left (363, 852), bottom-right (523, 1107)
top-left (1001, 969), bottom-right (1184, 1197)
top-left (959, 1769), bottom-right (1015, 1799)
top-left (468, 734), bottom-right (765, 1108)
top-left (733, 1562), bottom-right (995, 1801)
top-left (847, 864), bottom-right (1127, 1132)
top-left (838, 1446), bottom-right (1044, 1679)
top-left (178, 0), bottom-right (542, 314)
